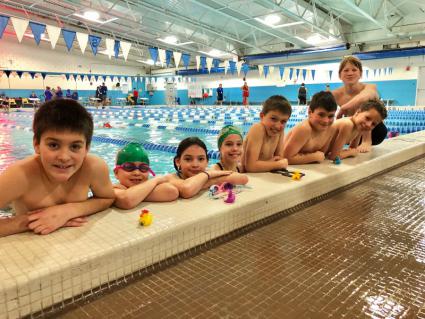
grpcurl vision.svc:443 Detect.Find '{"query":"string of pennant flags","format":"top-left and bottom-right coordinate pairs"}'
top-left (0, 14), bottom-right (395, 82)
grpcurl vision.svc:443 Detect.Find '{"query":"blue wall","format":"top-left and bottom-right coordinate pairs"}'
top-left (1, 79), bottom-right (416, 106)
top-left (148, 79), bottom-right (416, 106)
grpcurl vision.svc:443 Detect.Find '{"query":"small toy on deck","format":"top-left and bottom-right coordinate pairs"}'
top-left (209, 182), bottom-right (236, 203)
top-left (334, 156), bottom-right (341, 165)
top-left (139, 209), bottom-right (153, 226)
top-left (103, 122), bottom-right (112, 129)
top-left (271, 169), bottom-right (305, 180)
top-left (291, 171), bottom-right (302, 180)
top-left (224, 189), bottom-right (236, 203)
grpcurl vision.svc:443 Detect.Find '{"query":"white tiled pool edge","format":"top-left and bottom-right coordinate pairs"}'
top-left (0, 131), bottom-right (424, 319)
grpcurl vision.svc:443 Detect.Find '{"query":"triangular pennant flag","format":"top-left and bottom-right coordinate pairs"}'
top-left (269, 66), bottom-right (275, 76)
top-left (223, 60), bottom-right (229, 75)
top-left (69, 74), bottom-right (74, 81)
top-left (206, 57), bottom-right (213, 73)
top-left (173, 51), bottom-right (182, 68)
top-left (41, 72), bottom-right (47, 79)
top-left (16, 71), bottom-right (23, 78)
top-left (182, 53), bottom-right (190, 69)
top-left (258, 65), bottom-right (264, 77)
top-left (235, 61), bottom-right (242, 76)
top-left (65, 73), bottom-right (70, 81)
top-left (289, 68), bottom-right (294, 80)
top-left (62, 29), bottom-right (76, 51)
top-left (373, 69), bottom-right (377, 77)
top-left (149, 47), bottom-right (159, 63)
top-left (389, 67), bottom-right (393, 75)
top-left (29, 72), bottom-right (36, 79)
top-left (127, 76), bottom-right (132, 83)
top-left (114, 40), bottom-right (120, 58)
top-left (5, 70), bottom-right (11, 78)
top-left (229, 61), bottom-right (236, 75)
top-left (195, 56), bottom-right (201, 70)
top-left (328, 70), bottom-right (333, 81)
top-left (296, 69), bottom-right (300, 80)
top-left (0, 15), bottom-right (9, 39)
top-left (11, 17), bottom-right (29, 42)
top-left (121, 41), bottom-right (131, 61)
top-left (158, 48), bottom-right (166, 66)
top-left (302, 69), bottom-right (307, 81)
top-left (378, 68), bottom-right (382, 77)
top-left (94, 75), bottom-right (99, 82)
top-left (76, 74), bottom-right (81, 81)
top-left (365, 69), bottom-right (369, 79)
top-left (88, 35), bottom-right (101, 55)
top-left (76, 32), bottom-right (88, 54)
top-left (29, 21), bottom-right (46, 45)
top-left (165, 50), bottom-right (173, 67)
top-left (279, 65), bottom-right (285, 79)
top-left (200, 56), bottom-right (207, 70)
top-left (46, 25), bottom-right (60, 49)
top-left (139, 76), bottom-right (144, 82)
top-left (242, 63), bottom-right (249, 76)
top-left (311, 69), bottom-right (316, 81)
top-left (90, 75), bottom-right (95, 82)
top-left (263, 65), bottom-right (269, 78)
top-left (120, 76), bottom-right (125, 83)
top-left (213, 59), bottom-right (220, 70)
top-left (102, 75), bottom-right (107, 82)
top-left (106, 38), bottom-right (114, 59)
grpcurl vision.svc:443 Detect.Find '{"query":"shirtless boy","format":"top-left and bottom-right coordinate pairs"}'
top-left (284, 91), bottom-right (337, 164)
top-left (242, 95), bottom-right (291, 172)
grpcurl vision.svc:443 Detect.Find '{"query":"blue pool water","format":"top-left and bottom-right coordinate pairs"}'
top-left (1, 106), bottom-right (424, 183)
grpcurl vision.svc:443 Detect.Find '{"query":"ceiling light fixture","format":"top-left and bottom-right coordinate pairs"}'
top-left (73, 12), bottom-right (118, 24)
top-left (83, 10), bottom-right (100, 21)
top-left (264, 14), bottom-right (281, 25)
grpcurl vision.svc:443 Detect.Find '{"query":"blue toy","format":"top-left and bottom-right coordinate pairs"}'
top-left (334, 156), bottom-right (341, 165)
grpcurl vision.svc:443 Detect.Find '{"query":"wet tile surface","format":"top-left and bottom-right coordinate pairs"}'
top-left (50, 157), bottom-right (425, 319)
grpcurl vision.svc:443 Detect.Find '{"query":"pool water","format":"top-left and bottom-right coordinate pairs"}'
top-left (1, 106), bottom-right (423, 183)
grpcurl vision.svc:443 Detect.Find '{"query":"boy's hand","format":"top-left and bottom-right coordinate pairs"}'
top-left (357, 143), bottom-right (371, 153)
top-left (312, 151), bottom-right (325, 162)
top-left (276, 159), bottom-right (288, 169)
top-left (27, 206), bottom-right (74, 235)
top-left (272, 156), bottom-right (283, 161)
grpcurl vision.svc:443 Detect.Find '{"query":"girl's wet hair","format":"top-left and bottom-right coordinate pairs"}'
top-left (173, 137), bottom-right (209, 171)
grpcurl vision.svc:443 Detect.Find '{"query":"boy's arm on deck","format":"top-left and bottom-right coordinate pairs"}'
top-left (328, 124), bottom-right (353, 160)
top-left (0, 164), bottom-right (30, 237)
top-left (284, 126), bottom-right (324, 164)
top-left (244, 125), bottom-right (287, 172)
top-left (203, 172), bottom-right (249, 188)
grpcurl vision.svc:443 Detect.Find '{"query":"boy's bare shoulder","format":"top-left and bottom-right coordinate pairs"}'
top-left (333, 118), bottom-right (353, 130)
top-left (246, 122), bottom-right (265, 136)
top-left (294, 120), bottom-right (313, 135)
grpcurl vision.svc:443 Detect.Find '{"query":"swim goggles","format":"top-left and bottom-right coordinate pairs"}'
top-left (208, 182), bottom-right (233, 197)
top-left (115, 162), bottom-right (156, 176)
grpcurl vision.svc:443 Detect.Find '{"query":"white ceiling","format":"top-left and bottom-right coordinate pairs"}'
top-left (2, 0), bottom-right (425, 69)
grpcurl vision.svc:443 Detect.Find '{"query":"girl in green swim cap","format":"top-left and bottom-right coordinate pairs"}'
top-left (212, 125), bottom-right (244, 172)
top-left (113, 142), bottom-right (178, 209)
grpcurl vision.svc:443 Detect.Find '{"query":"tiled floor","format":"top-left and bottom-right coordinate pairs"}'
top-left (46, 156), bottom-right (425, 319)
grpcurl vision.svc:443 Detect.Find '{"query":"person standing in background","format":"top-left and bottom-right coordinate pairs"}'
top-left (133, 88), bottom-right (139, 105)
top-left (325, 84), bottom-right (331, 92)
top-left (55, 86), bottom-right (63, 99)
top-left (298, 83), bottom-right (307, 105)
top-left (100, 82), bottom-right (108, 107)
top-left (217, 83), bottom-right (224, 105)
top-left (242, 81), bottom-right (249, 107)
top-left (66, 89), bottom-right (72, 98)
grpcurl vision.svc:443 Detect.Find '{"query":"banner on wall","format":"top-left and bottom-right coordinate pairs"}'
top-left (149, 47), bottom-right (159, 63)
top-left (0, 15), bottom-right (9, 39)
top-left (29, 21), bottom-right (46, 45)
top-left (173, 51), bottom-right (182, 69)
top-left (263, 65), bottom-right (269, 78)
top-left (182, 53), bottom-right (190, 69)
top-left (46, 25), bottom-right (61, 49)
top-left (76, 32), bottom-right (88, 54)
top-left (279, 65), bottom-right (284, 79)
top-left (88, 35), bottom-right (101, 55)
top-left (11, 17), bottom-right (29, 43)
top-left (62, 29), bottom-right (76, 51)
top-left (121, 41), bottom-right (131, 61)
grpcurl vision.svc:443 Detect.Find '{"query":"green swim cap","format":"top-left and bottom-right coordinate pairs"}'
top-left (217, 125), bottom-right (243, 149)
top-left (116, 142), bottom-right (149, 165)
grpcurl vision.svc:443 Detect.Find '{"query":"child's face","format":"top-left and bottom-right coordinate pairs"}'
top-left (114, 161), bottom-right (149, 188)
top-left (353, 108), bottom-right (382, 131)
top-left (175, 145), bottom-right (208, 178)
top-left (339, 62), bottom-right (362, 85)
top-left (220, 134), bottom-right (243, 164)
top-left (33, 130), bottom-right (88, 183)
top-left (308, 107), bottom-right (335, 131)
top-left (260, 110), bottom-right (289, 136)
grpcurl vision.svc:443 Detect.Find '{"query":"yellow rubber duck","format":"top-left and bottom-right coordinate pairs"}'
top-left (139, 209), bottom-right (153, 226)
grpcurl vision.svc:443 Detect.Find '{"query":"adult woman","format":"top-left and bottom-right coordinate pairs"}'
top-left (242, 81), bottom-right (249, 106)
top-left (332, 56), bottom-right (387, 150)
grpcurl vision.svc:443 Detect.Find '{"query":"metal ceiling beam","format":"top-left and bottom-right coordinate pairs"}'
top-left (185, 0), bottom-right (308, 48)
top-left (123, 0), bottom-right (269, 54)
top-left (340, 0), bottom-right (396, 37)
top-left (259, 0), bottom-right (345, 40)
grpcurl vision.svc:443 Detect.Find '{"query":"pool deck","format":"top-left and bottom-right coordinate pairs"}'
top-left (0, 131), bottom-right (424, 319)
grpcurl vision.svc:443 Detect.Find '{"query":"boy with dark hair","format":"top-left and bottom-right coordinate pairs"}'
top-left (284, 91), bottom-right (337, 164)
top-left (0, 99), bottom-right (115, 237)
top-left (328, 99), bottom-right (387, 160)
top-left (242, 95), bottom-right (291, 172)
